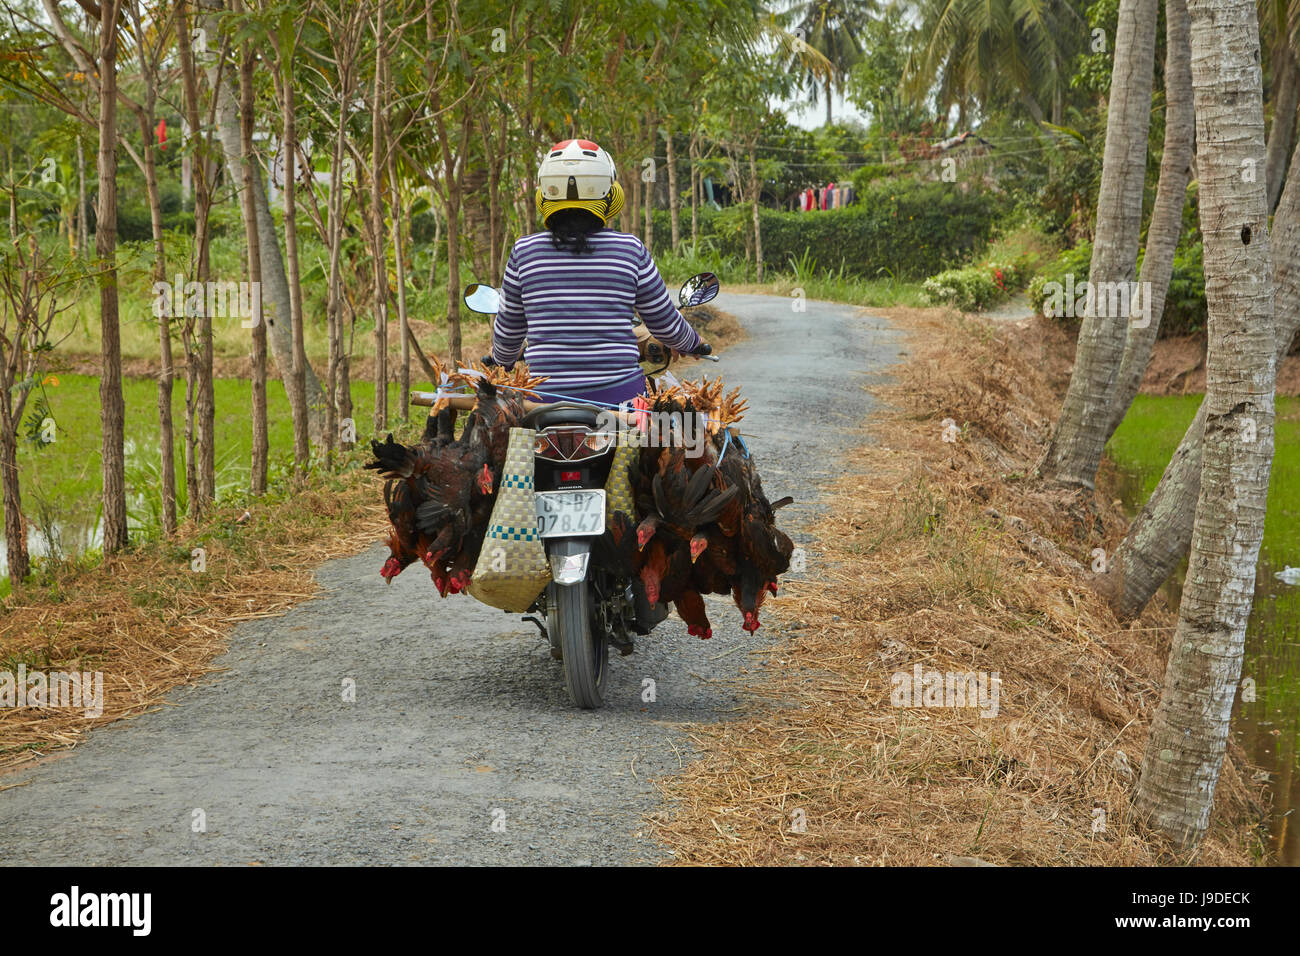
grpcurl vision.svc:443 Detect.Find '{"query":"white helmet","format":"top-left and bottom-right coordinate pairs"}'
top-left (537, 139), bottom-right (618, 203)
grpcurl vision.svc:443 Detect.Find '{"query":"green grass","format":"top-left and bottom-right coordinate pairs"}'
top-left (1108, 393), bottom-right (1300, 798)
top-left (49, 232), bottom-right (490, 364)
top-left (3, 373), bottom-right (407, 570)
top-left (1108, 394), bottom-right (1300, 561)
top-left (653, 241), bottom-right (929, 308)
top-left (724, 272), bottom-right (928, 308)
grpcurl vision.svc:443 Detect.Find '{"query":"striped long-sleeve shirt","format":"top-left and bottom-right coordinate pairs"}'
top-left (491, 229), bottom-right (702, 393)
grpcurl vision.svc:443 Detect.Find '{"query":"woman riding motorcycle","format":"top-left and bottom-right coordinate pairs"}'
top-left (490, 139), bottom-right (702, 406)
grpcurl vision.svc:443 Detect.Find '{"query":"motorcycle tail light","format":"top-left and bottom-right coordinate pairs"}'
top-left (560, 470), bottom-right (581, 482)
top-left (535, 428), bottom-right (613, 461)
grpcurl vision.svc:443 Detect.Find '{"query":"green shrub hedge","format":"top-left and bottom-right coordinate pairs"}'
top-left (922, 258), bottom-right (1028, 312)
top-left (648, 179), bottom-right (1004, 279)
top-left (1027, 239), bottom-right (1207, 336)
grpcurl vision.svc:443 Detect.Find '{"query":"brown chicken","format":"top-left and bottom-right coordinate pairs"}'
top-left (367, 378), bottom-right (513, 593)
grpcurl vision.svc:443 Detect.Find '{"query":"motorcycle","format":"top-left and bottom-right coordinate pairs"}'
top-left (435, 272), bottom-right (720, 707)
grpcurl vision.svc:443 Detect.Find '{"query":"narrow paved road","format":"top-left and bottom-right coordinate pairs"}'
top-left (1, 292), bottom-right (902, 865)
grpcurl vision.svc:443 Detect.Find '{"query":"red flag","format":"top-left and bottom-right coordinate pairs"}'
top-left (155, 117), bottom-right (167, 150)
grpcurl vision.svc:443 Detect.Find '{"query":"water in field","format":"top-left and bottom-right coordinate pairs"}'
top-left (0, 374), bottom-right (396, 587)
top-left (1110, 394), bottom-right (1300, 866)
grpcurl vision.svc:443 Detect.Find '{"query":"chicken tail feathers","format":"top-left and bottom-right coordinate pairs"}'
top-left (366, 434), bottom-right (415, 479)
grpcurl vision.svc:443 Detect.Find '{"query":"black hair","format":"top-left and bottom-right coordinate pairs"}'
top-left (547, 207), bottom-right (604, 254)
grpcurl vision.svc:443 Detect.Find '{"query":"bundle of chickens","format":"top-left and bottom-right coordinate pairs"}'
top-left (366, 366), bottom-right (796, 636)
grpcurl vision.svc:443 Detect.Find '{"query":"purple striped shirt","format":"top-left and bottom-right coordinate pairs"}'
top-left (491, 229), bottom-right (702, 392)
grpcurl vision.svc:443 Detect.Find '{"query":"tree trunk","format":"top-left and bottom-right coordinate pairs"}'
top-left (1265, 38), bottom-right (1298, 212)
top-left (236, 2), bottom-right (267, 494)
top-left (388, 148), bottom-right (411, 421)
top-left (177, 19), bottom-right (197, 508)
top-left (75, 133), bottom-right (87, 256)
top-left (370, 8), bottom-right (388, 434)
top-left (630, 157), bottom-right (642, 238)
top-left (666, 124), bottom-right (680, 252)
top-left (433, 97), bottom-right (466, 365)
top-left (177, 0), bottom-right (213, 519)
top-left (1133, 0), bottom-right (1277, 847)
top-left (824, 78), bottom-right (832, 127)
top-left (1040, 0), bottom-right (1159, 489)
top-left (644, 153), bottom-right (655, 250)
top-left (137, 102), bottom-right (177, 536)
top-left (1105, 0), bottom-right (1195, 437)
top-left (1095, 111), bottom-right (1300, 619)
top-left (200, 0), bottom-right (327, 442)
top-left (325, 91), bottom-right (347, 464)
top-left (689, 131), bottom-right (699, 246)
top-left (97, 0), bottom-right (129, 555)
top-left (749, 143), bottom-right (763, 282)
top-left (485, 113), bottom-right (506, 286)
top-left (281, 71), bottom-right (311, 473)
top-left (0, 396), bottom-right (27, 586)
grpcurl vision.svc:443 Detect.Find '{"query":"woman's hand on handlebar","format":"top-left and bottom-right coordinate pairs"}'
top-left (670, 342), bottom-right (711, 361)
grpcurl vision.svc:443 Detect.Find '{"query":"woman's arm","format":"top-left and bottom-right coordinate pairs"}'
top-left (491, 248), bottom-right (526, 367)
top-left (634, 242), bottom-right (702, 354)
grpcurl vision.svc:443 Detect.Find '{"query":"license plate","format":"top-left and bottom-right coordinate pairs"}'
top-left (535, 490), bottom-right (606, 538)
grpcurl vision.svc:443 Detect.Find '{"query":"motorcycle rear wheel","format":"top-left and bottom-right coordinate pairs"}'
top-left (550, 580), bottom-right (607, 708)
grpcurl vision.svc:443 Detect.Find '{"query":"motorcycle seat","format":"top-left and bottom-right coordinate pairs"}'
top-left (525, 404), bottom-right (602, 430)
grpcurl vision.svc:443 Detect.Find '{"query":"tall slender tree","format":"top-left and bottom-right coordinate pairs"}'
top-left (1039, 0), bottom-right (1158, 489)
top-left (96, 0), bottom-right (128, 554)
top-left (1104, 0), bottom-right (1195, 437)
top-left (1134, 0), bottom-right (1278, 847)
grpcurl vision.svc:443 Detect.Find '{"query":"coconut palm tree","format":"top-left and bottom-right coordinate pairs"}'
top-left (777, 0), bottom-right (876, 126)
top-left (1134, 0), bottom-right (1278, 848)
top-left (902, 0), bottom-right (1086, 126)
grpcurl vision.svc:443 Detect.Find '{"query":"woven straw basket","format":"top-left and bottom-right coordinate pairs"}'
top-left (467, 427), bottom-right (551, 612)
top-left (604, 442), bottom-right (637, 521)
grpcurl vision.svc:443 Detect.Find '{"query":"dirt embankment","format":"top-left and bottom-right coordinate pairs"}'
top-left (651, 308), bottom-right (1266, 866)
top-left (1139, 333), bottom-right (1300, 396)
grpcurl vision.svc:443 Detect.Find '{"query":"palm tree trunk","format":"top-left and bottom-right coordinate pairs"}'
top-left (1040, 0), bottom-right (1159, 489)
top-left (1266, 37), bottom-right (1298, 212)
top-left (1133, 0), bottom-right (1277, 847)
top-left (1105, 0), bottom-right (1195, 437)
top-left (1096, 115), bottom-right (1300, 619)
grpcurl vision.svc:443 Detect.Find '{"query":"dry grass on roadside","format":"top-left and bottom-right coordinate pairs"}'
top-left (650, 308), bottom-right (1268, 866)
top-left (0, 457), bottom-right (389, 775)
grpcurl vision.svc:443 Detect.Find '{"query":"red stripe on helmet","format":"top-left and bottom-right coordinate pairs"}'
top-left (550, 139), bottom-right (574, 151)
top-left (575, 139), bottom-right (599, 151)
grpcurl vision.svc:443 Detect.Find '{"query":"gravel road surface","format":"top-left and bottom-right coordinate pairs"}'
top-left (0, 292), bottom-right (901, 865)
